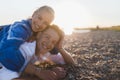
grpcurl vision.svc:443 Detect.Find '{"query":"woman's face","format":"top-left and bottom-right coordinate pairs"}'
top-left (36, 28), bottom-right (60, 55)
top-left (32, 10), bottom-right (54, 32)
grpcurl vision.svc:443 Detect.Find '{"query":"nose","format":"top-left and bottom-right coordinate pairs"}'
top-left (38, 20), bottom-right (43, 27)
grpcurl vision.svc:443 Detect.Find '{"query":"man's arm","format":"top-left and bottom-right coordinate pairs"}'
top-left (24, 56), bottom-right (58, 80)
top-left (56, 31), bottom-right (75, 65)
top-left (58, 48), bottom-right (75, 65)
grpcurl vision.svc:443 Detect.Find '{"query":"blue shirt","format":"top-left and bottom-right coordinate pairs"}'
top-left (0, 19), bottom-right (32, 72)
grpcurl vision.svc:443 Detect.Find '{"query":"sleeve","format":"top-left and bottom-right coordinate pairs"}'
top-left (49, 53), bottom-right (65, 64)
top-left (0, 21), bottom-right (31, 49)
top-left (0, 46), bottom-right (25, 72)
top-left (0, 22), bottom-right (31, 72)
top-left (7, 22), bottom-right (31, 41)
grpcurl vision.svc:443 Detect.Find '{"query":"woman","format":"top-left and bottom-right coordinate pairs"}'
top-left (0, 5), bottom-right (54, 80)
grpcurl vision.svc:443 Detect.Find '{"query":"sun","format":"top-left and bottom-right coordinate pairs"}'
top-left (53, 1), bottom-right (93, 35)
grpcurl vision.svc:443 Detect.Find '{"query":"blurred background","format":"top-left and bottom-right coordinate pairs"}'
top-left (0, 0), bottom-right (120, 34)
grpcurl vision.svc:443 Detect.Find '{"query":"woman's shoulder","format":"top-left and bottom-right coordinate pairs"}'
top-left (7, 19), bottom-right (32, 40)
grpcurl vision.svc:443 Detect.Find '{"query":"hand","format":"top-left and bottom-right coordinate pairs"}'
top-left (24, 62), bottom-right (35, 75)
top-left (56, 30), bottom-right (65, 49)
top-left (24, 62), bottom-right (58, 80)
top-left (35, 70), bottom-right (58, 80)
top-left (52, 67), bottom-right (66, 79)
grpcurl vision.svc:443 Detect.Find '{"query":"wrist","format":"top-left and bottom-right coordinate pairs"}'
top-left (59, 48), bottom-right (64, 51)
top-left (34, 67), bottom-right (41, 76)
top-left (25, 62), bottom-right (35, 75)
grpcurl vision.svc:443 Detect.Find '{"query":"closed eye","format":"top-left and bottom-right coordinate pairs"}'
top-left (43, 34), bottom-right (49, 39)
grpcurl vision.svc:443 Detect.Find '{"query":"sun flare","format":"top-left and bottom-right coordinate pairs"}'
top-left (53, 1), bottom-right (93, 35)
top-left (63, 27), bottom-right (73, 35)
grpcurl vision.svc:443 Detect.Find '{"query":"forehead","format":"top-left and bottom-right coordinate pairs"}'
top-left (35, 10), bottom-right (54, 24)
top-left (43, 28), bottom-right (60, 41)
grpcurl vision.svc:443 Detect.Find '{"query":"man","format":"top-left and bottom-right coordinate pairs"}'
top-left (21, 24), bottom-right (75, 80)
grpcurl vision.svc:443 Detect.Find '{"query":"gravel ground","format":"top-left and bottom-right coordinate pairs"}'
top-left (63, 30), bottom-right (120, 80)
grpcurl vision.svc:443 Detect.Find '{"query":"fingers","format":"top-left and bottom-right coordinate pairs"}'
top-left (49, 71), bottom-right (58, 80)
top-left (52, 67), bottom-right (66, 78)
top-left (40, 70), bottom-right (58, 80)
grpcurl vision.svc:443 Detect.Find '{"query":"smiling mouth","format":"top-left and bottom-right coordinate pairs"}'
top-left (42, 43), bottom-right (51, 50)
top-left (35, 25), bottom-right (40, 29)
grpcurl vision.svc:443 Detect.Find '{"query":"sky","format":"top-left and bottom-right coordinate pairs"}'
top-left (0, 0), bottom-right (120, 34)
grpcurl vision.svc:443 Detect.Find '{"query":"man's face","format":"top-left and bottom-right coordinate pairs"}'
top-left (36, 28), bottom-right (60, 54)
top-left (32, 10), bottom-right (54, 32)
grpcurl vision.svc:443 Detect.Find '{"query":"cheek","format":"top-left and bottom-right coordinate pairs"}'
top-left (51, 45), bottom-right (55, 50)
top-left (36, 38), bottom-right (42, 46)
top-left (49, 43), bottom-right (55, 50)
top-left (34, 19), bottom-right (39, 25)
top-left (41, 25), bottom-right (47, 30)
top-left (33, 17), bottom-right (39, 24)
top-left (32, 19), bottom-right (36, 27)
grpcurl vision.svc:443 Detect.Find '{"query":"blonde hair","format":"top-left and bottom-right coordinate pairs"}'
top-left (32, 5), bottom-right (54, 17)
